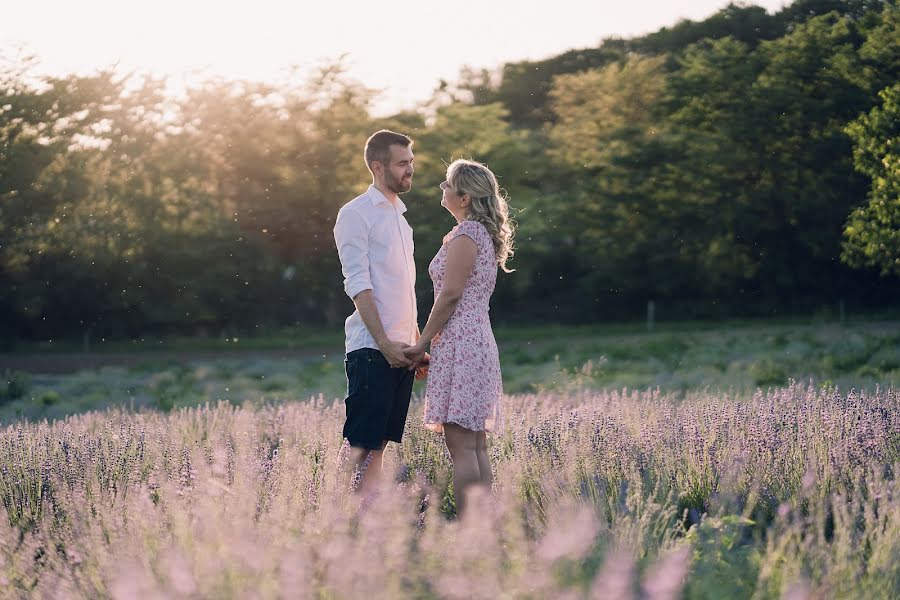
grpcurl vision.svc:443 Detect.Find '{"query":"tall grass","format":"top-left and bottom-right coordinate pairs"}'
top-left (0, 382), bottom-right (897, 598)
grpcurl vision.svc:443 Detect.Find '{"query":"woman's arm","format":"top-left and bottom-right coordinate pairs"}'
top-left (405, 234), bottom-right (477, 362)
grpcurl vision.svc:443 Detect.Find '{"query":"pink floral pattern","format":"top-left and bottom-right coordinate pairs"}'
top-left (423, 220), bottom-right (503, 433)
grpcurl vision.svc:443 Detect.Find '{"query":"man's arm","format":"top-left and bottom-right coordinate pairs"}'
top-left (334, 207), bottom-right (412, 368)
top-left (334, 208), bottom-right (372, 301)
top-left (353, 290), bottom-right (412, 368)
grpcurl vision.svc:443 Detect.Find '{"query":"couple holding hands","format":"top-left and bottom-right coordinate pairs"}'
top-left (333, 130), bottom-right (515, 514)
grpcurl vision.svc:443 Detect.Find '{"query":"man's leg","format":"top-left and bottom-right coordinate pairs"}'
top-left (345, 440), bottom-right (388, 495)
top-left (343, 349), bottom-right (414, 496)
top-left (341, 349), bottom-right (394, 495)
top-left (382, 364), bottom-right (414, 460)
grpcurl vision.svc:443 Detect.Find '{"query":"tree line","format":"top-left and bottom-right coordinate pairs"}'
top-left (1, 0), bottom-right (898, 343)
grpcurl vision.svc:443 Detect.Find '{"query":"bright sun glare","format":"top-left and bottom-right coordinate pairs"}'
top-left (2, 0), bottom-right (788, 114)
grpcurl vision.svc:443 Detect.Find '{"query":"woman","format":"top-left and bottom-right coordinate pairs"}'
top-left (403, 159), bottom-right (515, 515)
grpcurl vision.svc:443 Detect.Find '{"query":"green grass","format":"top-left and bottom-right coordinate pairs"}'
top-left (8, 326), bottom-right (345, 354)
top-left (496, 320), bottom-right (899, 395)
top-left (1, 318), bottom-right (898, 423)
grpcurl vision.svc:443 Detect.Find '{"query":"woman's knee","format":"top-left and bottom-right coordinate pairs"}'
top-left (444, 423), bottom-right (478, 454)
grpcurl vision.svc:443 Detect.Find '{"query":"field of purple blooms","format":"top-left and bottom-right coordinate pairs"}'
top-left (0, 380), bottom-right (897, 598)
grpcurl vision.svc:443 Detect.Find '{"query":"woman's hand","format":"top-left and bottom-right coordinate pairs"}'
top-left (414, 352), bottom-right (431, 381)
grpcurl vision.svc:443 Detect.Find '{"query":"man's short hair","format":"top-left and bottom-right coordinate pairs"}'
top-left (364, 130), bottom-right (413, 174)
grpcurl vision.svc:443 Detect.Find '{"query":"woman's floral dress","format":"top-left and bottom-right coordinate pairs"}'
top-left (423, 220), bottom-right (503, 433)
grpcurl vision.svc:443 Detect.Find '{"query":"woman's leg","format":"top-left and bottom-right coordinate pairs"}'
top-left (443, 423), bottom-right (481, 516)
top-left (475, 431), bottom-right (492, 489)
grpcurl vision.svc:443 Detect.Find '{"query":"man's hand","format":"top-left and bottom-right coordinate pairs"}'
top-left (379, 340), bottom-right (413, 368)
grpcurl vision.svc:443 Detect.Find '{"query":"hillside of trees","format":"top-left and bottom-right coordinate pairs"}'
top-left (1, 0), bottom-right (898, 343)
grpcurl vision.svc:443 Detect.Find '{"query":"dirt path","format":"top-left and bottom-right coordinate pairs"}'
top-left (0, 348), bottom-right (343, 374)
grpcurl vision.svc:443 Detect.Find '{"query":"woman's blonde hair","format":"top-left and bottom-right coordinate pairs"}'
top-left (447, 159), bottom-right (516, 272)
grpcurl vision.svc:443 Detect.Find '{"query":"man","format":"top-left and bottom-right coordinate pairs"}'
top-left (333, 129), bottom-right (425, 493)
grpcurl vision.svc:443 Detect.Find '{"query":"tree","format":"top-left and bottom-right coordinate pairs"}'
top-left (0, 63), bottom-right (137, 338)
top-left (842, 83), bottom-right (900, 276)
top-left (661, 13), bottom-right (877, 309)
top-left (547, 55), bottom-right (687, 312)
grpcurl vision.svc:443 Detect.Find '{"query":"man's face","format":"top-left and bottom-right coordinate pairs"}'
top-left (380, 144), bottom-right (414, 194)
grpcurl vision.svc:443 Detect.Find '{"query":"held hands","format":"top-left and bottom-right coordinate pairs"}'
top-left (379, 340), bottom-right (414, 369)
top-left (404, 344), bottom-right (430, 380)
top-left (404, 342), bottom-right (427, 365)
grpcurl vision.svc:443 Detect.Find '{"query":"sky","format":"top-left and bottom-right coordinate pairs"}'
top-left (2, 0), bottom-right (789, 114)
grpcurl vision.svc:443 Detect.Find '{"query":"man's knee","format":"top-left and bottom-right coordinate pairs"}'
top-left (347, 445), bottom-right (370, 463)
top-left (347, 443), bottom-right (387, 467)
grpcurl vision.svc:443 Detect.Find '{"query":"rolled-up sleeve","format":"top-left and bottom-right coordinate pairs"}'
top-left (334, 207), bottom-right (372, 300)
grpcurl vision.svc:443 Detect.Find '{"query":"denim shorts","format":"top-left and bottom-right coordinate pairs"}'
top-left (342, 348), bottom-right (414, 450)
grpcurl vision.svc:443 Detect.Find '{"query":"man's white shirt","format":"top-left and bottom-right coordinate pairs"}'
top-left (333, 185), bottom-right (417, 354)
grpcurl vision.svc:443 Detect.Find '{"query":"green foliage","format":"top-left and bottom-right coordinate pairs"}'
top-left (684, 515), bottom-right (761, 600)
top-left (3, 3), bottom-right (900, 341)
top-left (532, 6), bottom-right (900, 320)
top-left (842, 82), bottom-right (900, 276)
top-left (750, 359), bottom-right (789, 387)
top-left (0, 370), bottom-right (30, 403)
top-left (548, 55), bottom-right (668, 169)
top-left (36, 391), bottom-right (59, 407)
top-left (495, 320), bottom-right (898, 396)
top-left (148, 367), bottom-right (197, 412)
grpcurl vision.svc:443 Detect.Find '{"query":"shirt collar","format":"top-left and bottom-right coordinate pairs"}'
top-left (367, 184), bottom-right (407, 214)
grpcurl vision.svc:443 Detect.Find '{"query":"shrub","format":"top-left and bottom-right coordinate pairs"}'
top-left (0, 370), bottom-right (30, 403)
top-left (749, 359), bottom-right (787, 387)
top-left (37, 391), bottom-right (60, 407)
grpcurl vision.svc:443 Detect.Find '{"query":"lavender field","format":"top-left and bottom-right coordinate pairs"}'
top-left (1, 380), bottom-right (898, 598)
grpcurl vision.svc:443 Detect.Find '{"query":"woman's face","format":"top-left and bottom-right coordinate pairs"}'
top-left (439, 179), bottom-right (469, 218)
